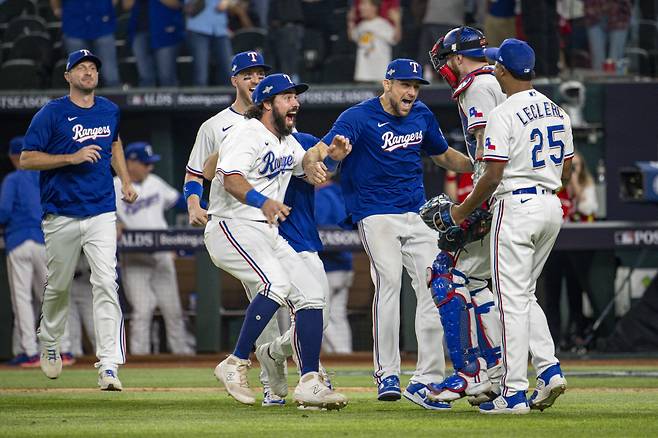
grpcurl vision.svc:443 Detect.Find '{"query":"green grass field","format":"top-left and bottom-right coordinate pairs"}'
top-left (1, 363), bottom-right (658, 437)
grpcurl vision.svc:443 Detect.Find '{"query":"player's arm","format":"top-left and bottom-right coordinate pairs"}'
top-left (111, 138), bottom-right (138, 204)
top-left (430, 147), bottom-right (473, 173)
top-left (561, 157), bottom-right (573, 189)
top-left (20, 145), bottom-right (104, 170)
top-left (184, 172), bottom-right (208, 226)
top-left (223, 174), bottom-right (290, 226)
top-left (202, 152), bottom-right (219, 181)
top-left (302, 135), bottom-right (352, 184)
top-left (452, 160), bottom-right (505, 224)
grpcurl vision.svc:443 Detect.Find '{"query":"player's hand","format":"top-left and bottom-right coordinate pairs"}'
top-left (306, 161), bottom-right (328, 185)
top-left (121, 183), bottom-right (138, 204)
top-left (327, 135), bottom-right (352, 161)
top-left (188, 203), bottom-right (208, 227)
top-left (69, 145), bottom-right (102, 164)
top-left (261, 199), bottom-right (291, 226)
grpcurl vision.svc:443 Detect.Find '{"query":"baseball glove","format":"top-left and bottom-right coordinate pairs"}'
top-left (419, 194), bottom-right (493, 252)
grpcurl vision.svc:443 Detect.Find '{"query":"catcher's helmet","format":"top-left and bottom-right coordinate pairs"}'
top-left (429, 26), bottom-right (487, 72)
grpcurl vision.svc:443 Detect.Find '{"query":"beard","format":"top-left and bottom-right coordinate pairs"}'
top-left (273, 107), bottom-right (294, 137)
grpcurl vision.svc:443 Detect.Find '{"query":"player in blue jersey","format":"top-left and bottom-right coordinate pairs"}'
top-left (317, 58), bottom-right (473, 410)
top-left (20, 49), bottom-right (137, 391)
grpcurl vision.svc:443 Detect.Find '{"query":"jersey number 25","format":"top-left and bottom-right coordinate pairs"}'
top-left (530, 124), bottom-right (565, 169)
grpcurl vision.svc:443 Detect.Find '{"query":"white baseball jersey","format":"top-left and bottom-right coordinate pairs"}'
top-left (113, 175), bottom-right (179, 229)
top-left (483, 89), bottom-right (574, 195)
top-left (210, 118), bottom-right (306, 221)
top-left (186, 106), bottom-right (245, 177)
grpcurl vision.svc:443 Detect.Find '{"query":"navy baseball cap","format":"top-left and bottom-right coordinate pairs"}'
top-left (231, 51), bottom-right (271, 76)
top-left (8, 136), bottom-right (23, 155)
top-left (385, 58), bottom-right (430, 85)
top-left (252, 74), bottom-right (309, 104)
top-left (66, 49), bottom-right (102, 72)
top-left (125, 142), bottom-right (161, 164)
top-left (484, 38), bottom-right (535, 77)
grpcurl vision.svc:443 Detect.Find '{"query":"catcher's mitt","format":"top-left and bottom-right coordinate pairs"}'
top-left (419, 194), bottom-right (493, 252)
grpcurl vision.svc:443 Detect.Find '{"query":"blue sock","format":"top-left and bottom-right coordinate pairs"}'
top-left (233, 294), bottom-right (280, 359)
top-left (295, 309), bottom-right (323, 375)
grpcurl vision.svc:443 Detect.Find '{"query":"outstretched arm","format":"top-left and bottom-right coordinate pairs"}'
top-left (302, 135), bottom-right (352, 184)
top-left (431, 147), bottom-right (473, 173)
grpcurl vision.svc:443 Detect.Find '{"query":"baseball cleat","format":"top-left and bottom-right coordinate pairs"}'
top-left (319, 363), bottom-right (333, 390)
top-left (262, 390), bottom-right (286, 407)
top-left (255, 343), bottom-right (288, 397)
top-left (479, 392), bottom-right (530, 415)
top-left (19, 354), bottom-right (40, 368)
top-left (61, 352), bottom-right (76, 366)
top-left (529, 363), bottom-right (567, 411)
top-left (377, 375), bottom-right (401, 401)
top-left (214, 355), bottom-right (255, 405)
top-left (98, 369), bottom-right (123, 391)
top-left (40, 348), bottom-right (62, 379)
top-left (403, 381), bottom-right (451, 410)
top-left (293, 371), bottom-right (348, 410)
top-left (427, 359), bottom-right (492, 402)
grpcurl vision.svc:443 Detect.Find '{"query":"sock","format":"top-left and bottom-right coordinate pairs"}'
top-left (233, 294), bottom-right (280, 359)
top-left (295, 308), bottom-right (323, 375)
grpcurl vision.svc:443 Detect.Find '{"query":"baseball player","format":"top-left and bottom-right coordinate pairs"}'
top-left (206, 74), bottom-right (350, 410)
top-left (450, 39), bottom-right (572, 414)
top-left (424, 26), bottom-right (507, 404)
top-left (115, 142), bottom-right (193, 356)
top-left (318, 59), bottom-right (473, 410)
top-left (184, 51), bottom-right (271, 228)
top-left (20, 49), bottom-right (138, 391)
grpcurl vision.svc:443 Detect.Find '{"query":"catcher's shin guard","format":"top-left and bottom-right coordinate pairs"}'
top-left (429, 253), bottom-right (478, 371)
top-left (470, 287), bottom-right (502, 370)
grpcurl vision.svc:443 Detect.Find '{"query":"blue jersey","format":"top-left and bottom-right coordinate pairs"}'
top-left (62, 0), bottom-right (116, 40)
top-left (278, 132), bottom-right (323, 253)
top-left (0, 169), bottom-right (45, 252)
top-left (23, 96), bottom-right (121, 218)
top-left (316, 182), bottom-right (352, 272)
top-left (322, 97), bottom-right (449, 223)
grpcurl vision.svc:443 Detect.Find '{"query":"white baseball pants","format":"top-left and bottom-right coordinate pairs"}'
top-left (490, 193), bottom-right (562, 395)
top-left (38, 212), bottom-right (125, 370)
top-left (68, 265), bottom-right (96, 357)
top-left (323, 270), bottom-right (354, 354)
top-left (358, 212), bottom-right (445, 385)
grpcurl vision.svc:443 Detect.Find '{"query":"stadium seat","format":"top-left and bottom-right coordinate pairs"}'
top-left (4, 15), bottom-right (47, 43)
top-left (321, 54), bottom-right (355, 84)
top-left (0, 0), bottom-right (37, 24)
top-left (176, 55), bottom-right (194, 87)
top-left (302, 28), bottom-right (325, 71)
top-left (46, 21), bottom-right (61, 43)
top-left (118, 56), bottom-right (139, 87)
top-left (115, 39), bottom-right (132, 59)
top-left (37, 2), bottom-right (59, 23)
top-left (9, 32), bottom-right (52, 67)
top-left (50, 57), bottom-right (68, 89)
top-left (0, 58), bottom-right (44, 89)
top-left (624, 47), bottom-right (652, 76)
top-left (230, 28), bottom-right (267, 54)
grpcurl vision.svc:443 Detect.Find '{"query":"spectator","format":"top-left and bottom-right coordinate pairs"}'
top-left (584, 0), bottom-right (632, 72)
top-left (268, 0), bottom-right (305, 82)
top-left (415, 0), bottom-right (463, 79)
top-left (186, 0), bottom-right (233, 86)
top-left (558, 0), bottom-right (589, 70)
top-left (115, 142), bottom-right (194, 355)
top-left (569, 151), bottom-right (598, 221)
top-left (250, 0), bottom-right (269, 28)
top-left (520, 0), bottom-right (560, 77)
top-left (51, 0), bottom-right (121, 87)
top-left (225, 0), bottom-right (254, 31)
top-left (68, 253), bottom-right (96, 358)
top-left (316, 178), bottom-right (354, 354)
top-left (351, 0), bottom-right (395, 83)
top-left (124, 0), bottom-right (185, 87)
top-left (484, 0), bottom-right (517, 47)
top-left (348, 0), bottom-right (401, 45)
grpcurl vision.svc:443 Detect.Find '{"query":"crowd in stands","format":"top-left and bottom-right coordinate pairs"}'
top-left (0, 0), bottom-right (656, 90)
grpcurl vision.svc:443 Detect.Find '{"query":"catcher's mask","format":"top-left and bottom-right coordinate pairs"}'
top-left (429, 26), bottom-right (487, 89)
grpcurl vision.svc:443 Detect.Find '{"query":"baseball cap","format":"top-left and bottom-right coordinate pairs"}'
top-left (8, 136), bottom-right (24, 155)
top-left (125, 142), bottom-right (161, 164)
top-left (385, 58), bottom-right (430, 85)
top-left (231, 51), bottom-right (271, 76)
top-left (66, 49), bottom-right (102, 72)
top-left (252, 73), bottom-right (309, 104)
top-left (484, 38), bottom-right (535, 77)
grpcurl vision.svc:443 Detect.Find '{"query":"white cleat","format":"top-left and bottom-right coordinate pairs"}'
top-left (40, 347), bottom-right (62, 379)
top-left (529, 364), bottom-right (568, 411)
top-left (293, 371), bottom-right (348, 411)
top-left (98, 369), bottom-right (123, 391)
top-left (255, 343), bottom-right (288, 398)
top-left (428, 358), bottom-right (492, 402)
top-left (214, 355), bottom-right (256, 405)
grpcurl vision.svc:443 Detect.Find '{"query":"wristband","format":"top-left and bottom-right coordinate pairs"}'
top-left (323, 155), bottom-right (339, 172)
top-left (183, 180), bottom-right (203, 201)
top-left (245, 189), bottom-right (267, 208)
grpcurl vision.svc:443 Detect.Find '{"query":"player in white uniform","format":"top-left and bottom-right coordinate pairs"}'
top-left (425, 26), bottom-right (507, 404)
top-left (115, 142), bottom-right (193, 355)
top-left (208, 74), bottom-right (350, 410)
top-left (451, 39), bottom-right (572, 414)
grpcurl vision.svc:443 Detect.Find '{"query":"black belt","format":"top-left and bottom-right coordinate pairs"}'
top-left (511, 187), bottom-right (556, 195)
